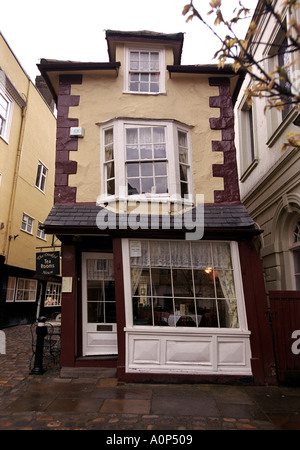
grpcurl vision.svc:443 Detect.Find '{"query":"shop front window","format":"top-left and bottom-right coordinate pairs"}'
top-left (129, 240), bottom-right (239, 328)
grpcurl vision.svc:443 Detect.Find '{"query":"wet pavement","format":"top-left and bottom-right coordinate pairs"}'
top-left (0, 325), bottom-right (300, 431)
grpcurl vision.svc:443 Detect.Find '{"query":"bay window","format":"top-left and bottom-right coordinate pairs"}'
top-left (128, 240), bottom-right (243, 329)
top-left (100, 119), bottom-right (192, 201)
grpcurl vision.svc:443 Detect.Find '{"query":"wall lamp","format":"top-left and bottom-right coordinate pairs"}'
top-left (9, 234), bottom-right (19, 240)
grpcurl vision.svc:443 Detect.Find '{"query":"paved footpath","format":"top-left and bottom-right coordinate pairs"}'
top-left (0, 325), bottom-right (300, 431)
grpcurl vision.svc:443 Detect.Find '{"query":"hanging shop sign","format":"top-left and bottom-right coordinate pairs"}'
top-left (36, 251), bottom-right (60, 276)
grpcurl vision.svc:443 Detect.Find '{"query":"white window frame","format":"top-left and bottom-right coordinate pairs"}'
top-left (15, 278), bottom-right (37, 302)
top-left (99, 118), bottom-right (193, 203)
top-left (21, 213), bottom-right (34, 235)
top-left (37, 222), bottom-right (46, 240)
top-left (0, 87), bottom-right (13, 143)
top-left (6, 276), bottom-right (16, 302)
top-left (44, 281), bottom-right (62, 307)
top-left (35, 161), bottom-right (48, 193)
top-left (122, 239), bottom-right (248, 332)
top-left (124, 46), bottom-right (166, 95)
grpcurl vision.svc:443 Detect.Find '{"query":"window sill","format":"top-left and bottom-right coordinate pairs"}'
top-left (122, 90), bottom-right (166, 96)
top-left (35, 185), bottom-right (46, 195)
top-left (36, 235), bottom-right (47, 241)
top-left (125, 326), bottom-right (251, 335)
top-left (240, 159), bottom-right (259, 182)
top-left (97, 194), bottom-right (195, 207)
top-left (20, 229), bottom-right (33, 236)
top-left (267, 107), bottom-right (299, 148)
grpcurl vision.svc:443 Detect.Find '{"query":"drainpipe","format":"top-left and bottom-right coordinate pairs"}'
top-left (2, 81), bottom-right (29, 263)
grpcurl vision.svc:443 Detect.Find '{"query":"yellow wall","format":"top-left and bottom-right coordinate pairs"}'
top-left (68, 44), bottom-right (224, 204)
top-left (0, 34), bottom-right (57, 271)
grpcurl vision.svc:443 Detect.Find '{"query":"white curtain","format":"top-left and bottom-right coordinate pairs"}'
top-left (212, 243), bottom-right (238, 328)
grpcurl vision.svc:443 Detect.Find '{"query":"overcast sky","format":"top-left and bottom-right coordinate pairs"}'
top-left (1, 0), bottom-right (255, 82)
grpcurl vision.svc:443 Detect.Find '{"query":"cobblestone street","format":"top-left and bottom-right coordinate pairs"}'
top-left (0, 325), bottom-right (300, 431)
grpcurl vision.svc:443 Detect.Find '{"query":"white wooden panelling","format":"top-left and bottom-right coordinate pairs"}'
top-left (126, 329), bottom-right (252, 375)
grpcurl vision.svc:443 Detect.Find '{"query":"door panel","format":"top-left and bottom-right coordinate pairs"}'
top-left (82, 253), bottom-right (118, 356)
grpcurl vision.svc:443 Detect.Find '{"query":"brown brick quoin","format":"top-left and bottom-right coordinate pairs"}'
top-left (55, 74), bottom-right (82, 205)
top-left (209, 77), bottom-right (240, 204)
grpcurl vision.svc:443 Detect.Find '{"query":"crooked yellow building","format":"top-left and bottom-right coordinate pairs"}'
top-left (39, 30), bottom-right (277, 385)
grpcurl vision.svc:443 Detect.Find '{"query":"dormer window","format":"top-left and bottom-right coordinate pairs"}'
top-left (124, 47), bottom-right (166, 94)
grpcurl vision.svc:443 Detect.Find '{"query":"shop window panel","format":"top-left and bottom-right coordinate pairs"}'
top-left (196, 299), bottom-right (218, 327)
top-left (133, 296), bottom-right (153, 325)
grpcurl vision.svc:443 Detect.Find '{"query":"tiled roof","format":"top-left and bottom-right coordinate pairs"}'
top-left (43, 204), bottom-right (255, 233)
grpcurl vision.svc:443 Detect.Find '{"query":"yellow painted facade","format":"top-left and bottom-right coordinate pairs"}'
top-left (0, 33), bottom-right (56, 271)
top-left (68, 43), bottom-right (224, 204)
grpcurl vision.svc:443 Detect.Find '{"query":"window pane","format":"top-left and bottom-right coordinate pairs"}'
top-left (218, 299), bottom-right (239, 328)
top-left (129, 81), bottom-right (139, 91)
top-left (140, 83), bottom-right (149, 92)
top-left (106, 162), bottom-right (114, 179)
top-left (131, 267), bottom-right (151, 296)
top-left (141, 162), bottom-right (153, 176)
top-left (156, 177), bottom-right (168, 194)
top-left (174, 299), bottom-right (197, 327)
top-left (127, 163), bottom-right (139, 177)
top-left (88, 302), bottom-right (104, 323)
top-left (105, 145), bottom-right (114, 161)
top-left (141, 145), bottom-right (152, 159)
top-left (150, 83), bottom-right (159, 93)
top-left (126, 146), bottom-right (139, 160)
top-left (140, 127), bottom-right (151, 143)
top-left (173, 269), bottom-right (193, 297)
top-left (35, 164), bottom-right (42, 186)
top-left (151, 73), bottom-right (159, 83)
top-left (141, 177), bottom-right (154, 193)
top-left (180, 164), bottom-right (188, 181)
top-left (128, 179), bottom-right (140, 195)
top-left (126, 128), bottom-right (138, 144)
top-left (141, 73), bottom-right (149, 82)
top-left (191, 242), bottom-right (212, 268)
top-left (151, 268), bottom-right (172, 297)
top-left (154, 298), bottom-right (173, 326)
top-left (107, 179), bottom-right (115, 195)
top-left (154, 144), bottom-right (166, 159)
top-left (133, 297), bottom-right (152, 325)
top-left (170, 241), bottom-right (191, 267)
top-left (150, 241), bottom-right (170, 267)
top-left (216, 270), bottom-right (236, 298)
top-left (154, 162), bottom-right (167, 176)
top-left (130, 241), bottom-right (150, 267)
top-left (194, 270), bottom-right (215, 298)
top-left (105, 128), bottom-right (113, 145)
top-left (212, 243), bottom-right (233, 269)
top-left (197, 299), bottom-right (218, 327)
top-left (106, 302), bottom-right (117, 322)
top-left (153, 127), bottom-right (165, 143)
top-left (180, 182), bottom-right (188, 197)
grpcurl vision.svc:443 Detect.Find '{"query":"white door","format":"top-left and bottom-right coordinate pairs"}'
top-left (82, 253), bottom-right (118, 356)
